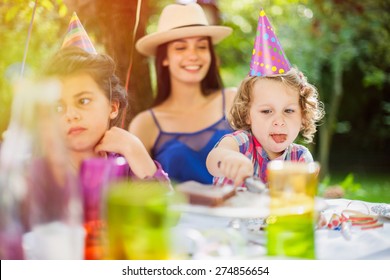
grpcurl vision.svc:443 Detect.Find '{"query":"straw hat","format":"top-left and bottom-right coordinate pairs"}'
top-left (136, 3), bottom-right (232, 57)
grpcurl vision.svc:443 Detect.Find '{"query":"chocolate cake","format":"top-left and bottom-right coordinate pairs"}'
top-left (176, 181), bottom-right (236, 207)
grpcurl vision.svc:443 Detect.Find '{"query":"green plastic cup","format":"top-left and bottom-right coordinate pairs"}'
top-left (105, 181), bottom-right (170, 260)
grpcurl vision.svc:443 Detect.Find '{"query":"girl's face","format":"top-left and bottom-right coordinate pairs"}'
top-left (247, 78), bottom-right (302, 159)
top-left (163, 36), bottom-right (211, 84)
top-left (57, 73), bottom-right (117, 153)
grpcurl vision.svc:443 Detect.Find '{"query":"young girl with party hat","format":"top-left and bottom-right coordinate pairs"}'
top-left (206, 9), bottom-right (324, 187)
top-left (44, 14), bottom-right (170, 185)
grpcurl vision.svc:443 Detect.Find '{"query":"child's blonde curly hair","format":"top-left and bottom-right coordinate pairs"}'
top-left (229, 67), bottom-right (325, 143)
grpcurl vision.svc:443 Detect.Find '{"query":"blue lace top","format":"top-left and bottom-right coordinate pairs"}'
top-left (150, 90), bottom-right (233, 184)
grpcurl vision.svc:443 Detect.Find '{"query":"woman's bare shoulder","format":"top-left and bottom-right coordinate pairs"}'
top-left (129, 110), bottom-right (153, 131)
top-left (128, 110), bottom-right (159, 151)
top-left (224, 87), bottom-right (238, 109)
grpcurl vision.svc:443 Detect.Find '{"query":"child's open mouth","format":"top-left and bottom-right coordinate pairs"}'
top-left (271, 133), bottom-right (287, 143)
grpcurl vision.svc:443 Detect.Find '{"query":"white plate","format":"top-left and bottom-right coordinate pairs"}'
top-left (170, 191), bottom-right (328, 219)
top-left (371, 204), bottom-right (390, 219)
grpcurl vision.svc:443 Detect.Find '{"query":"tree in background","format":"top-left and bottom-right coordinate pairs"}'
top-left (289, 0), bottom-right (390, 176)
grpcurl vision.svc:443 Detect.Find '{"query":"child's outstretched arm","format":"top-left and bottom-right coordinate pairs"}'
top-left (206, 136), bottom-right (253, 187)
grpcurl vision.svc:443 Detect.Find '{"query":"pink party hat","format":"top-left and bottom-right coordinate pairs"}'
top-left (249, 9), bottom-right (290, 77)
top-left (61, 12), bottom-right (97, 54)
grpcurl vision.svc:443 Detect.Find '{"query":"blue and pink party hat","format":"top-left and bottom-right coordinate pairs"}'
top-left (249, 9), bottom-right (290, 77)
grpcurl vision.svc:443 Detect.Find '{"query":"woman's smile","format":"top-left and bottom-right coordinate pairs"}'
top-left (183, 65), bottom-right (201, 71)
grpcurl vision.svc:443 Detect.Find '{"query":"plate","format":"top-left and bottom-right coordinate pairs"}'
top-left (371, 204), bottom-right (390, 219)
top-left (170, 191), bottom-right (328, 219)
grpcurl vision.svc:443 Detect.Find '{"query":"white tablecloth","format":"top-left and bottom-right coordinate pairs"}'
top-left (316, 199), bottom-right (390, 259)
top-left (171, 198), bottom-right (390, 260)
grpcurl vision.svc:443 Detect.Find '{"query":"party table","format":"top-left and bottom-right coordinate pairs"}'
top-left (315, 199), bottom-right (390, 259)
top-left (170, 198), bottom-right (390, 260)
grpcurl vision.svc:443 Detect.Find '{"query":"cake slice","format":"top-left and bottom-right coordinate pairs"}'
top-left (176, 181), bottom-right (236, 207)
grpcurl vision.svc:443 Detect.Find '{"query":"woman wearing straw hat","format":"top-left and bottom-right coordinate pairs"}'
top-left (129, 3), bottom-right (236, 185)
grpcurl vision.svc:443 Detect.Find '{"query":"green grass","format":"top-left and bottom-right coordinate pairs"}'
top-left (319, 171), bottom-right (390, 203)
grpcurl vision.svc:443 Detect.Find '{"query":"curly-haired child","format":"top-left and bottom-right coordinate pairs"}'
top-left (206, 67), bottom-right (324, 187)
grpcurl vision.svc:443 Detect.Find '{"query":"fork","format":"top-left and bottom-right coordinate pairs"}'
top-left (244, 177), bottom-right (267, 193)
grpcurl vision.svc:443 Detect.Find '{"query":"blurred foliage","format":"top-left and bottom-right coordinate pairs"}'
top-left (319, 173), bottom-right (363, 198)
top-left (319, 172), bottom-right (390, 203)
top-left (338, 173), bottom-right (362, 194)
top-left (0, 0), bottom-right (68, 139)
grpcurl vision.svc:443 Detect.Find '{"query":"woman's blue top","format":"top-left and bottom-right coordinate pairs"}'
top-left (149, 90), bottom-right (233, 185)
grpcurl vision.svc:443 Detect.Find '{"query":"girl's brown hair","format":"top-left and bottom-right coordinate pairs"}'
top-left (43, 46), bottom-right (128, 127)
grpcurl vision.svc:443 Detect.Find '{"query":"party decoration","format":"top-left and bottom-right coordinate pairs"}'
top-left (249, 9), bottom-right (290, 77)
top-left (327, 213), bottom-right (344, 230)
top-left (62, 12), bottom-right (97, 54)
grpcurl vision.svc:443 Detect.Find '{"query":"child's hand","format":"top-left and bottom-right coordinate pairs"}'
top-left (218, 153), bottom-right (253, 187)
top-left (95, 127), bottom-right (158, 179)
top-left (95, 127), bottom-right (141, 155)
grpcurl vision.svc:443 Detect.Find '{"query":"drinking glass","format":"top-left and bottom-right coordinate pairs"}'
top-left (105, 181), bottom-right (170, 259)
top-left (80, 157), bottom-right (127, 260)
top-left (266, 161), bottom-right (319, 259)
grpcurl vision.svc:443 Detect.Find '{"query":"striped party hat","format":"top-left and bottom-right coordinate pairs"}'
top-left (249, 9), bottom-right (290, 77)
top-left (61, 12), bottom-right (97, 54)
